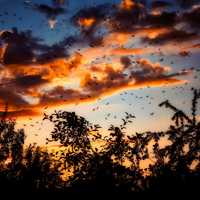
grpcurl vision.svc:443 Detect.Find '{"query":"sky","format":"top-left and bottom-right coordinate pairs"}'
top-left (0, 0), bottom-right (200, 145)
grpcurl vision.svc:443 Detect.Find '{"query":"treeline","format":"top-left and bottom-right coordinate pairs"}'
top-left (0, 89), bottom-right (200, 195)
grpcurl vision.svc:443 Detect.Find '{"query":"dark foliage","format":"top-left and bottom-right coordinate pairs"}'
top-left (0, 89), bottom-right (200, 196)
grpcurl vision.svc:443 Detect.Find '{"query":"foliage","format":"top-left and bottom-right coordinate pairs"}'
top-left (0, 89), bottom-right (200, 195)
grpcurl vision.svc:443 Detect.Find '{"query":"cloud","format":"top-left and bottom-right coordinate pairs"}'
top-left (111, 48), bottom-right (145, 55)
top-left (39, 87), bottom-right (85, 106)
top-left (71, 4), bottom-right (112, 47)
top-left (109, 0), bottom-right (146, 32)
top-left (0, 0), bottom-right (198, 118)
top-left (119, 0), bottom-right (138, 11)
top-left (151, 1), bottom-right (172, 10)
top-left (146, 11), bottom-right (177, 27)
top-left (39, 67), bottom-right (186, 110)
top-left (0, 29), bottom-right (41, 65)
top-left (142, 29), bottom-right (198, 45)
top-left (52, 0), bottom-right (67, 6)
top-left (0, 28), bottom-right (75, 65)
top-left (0, 53), bottom-right (189, 118)
top-left (182, 5), bottom-right (200, 28)
top-left (0, 109), bottom-right (40, 119)
top-left (78, 17), bottom-right (96, 29)
top-left (72, 4), bottom-right (110, 29)
top-left (24, 1), bottom-right (67, 29)
top-left (14, 75), bottom-right (49, 88)
top-left (120, 56), bottom-right (132, 68)
top-left (80, 58), bottom-right (189, 101)
top-left (191, 43), bottom-right (200, 48)
top-left (32, 4), bottom-right (66, 18)
top-left (176, 0), bottom-right (200, 9)
top-left (70, 0), bottom-right (200, 46)
top-left (150, 1), bottom-right (173, 15)
top-left (0, 88), bottom-right (29, 108)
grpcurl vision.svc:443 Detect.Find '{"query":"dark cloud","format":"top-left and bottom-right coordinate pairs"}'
top-left (71, 4), bottom-right (111, 47)
top-left (71, 1), bottom-right (199, 43)
top-left (82, 58), bottom-right (188, 96)
top-left (182, 6), bottom-right (200, 28)
top-left (71, 2), bottom-right (176, 34)
top-left (52, 0), bottom-right (67, 7)
top-left (120, 56), bottom-right (132, 68)
top-left (0, 0), bottom-right (197, 118)
top-left (81, 67), bottom-right (129, 95)
top-left (142, 29), bottom-right (198, 45)
top-left (0, 88), bottom-right (29, 107)
top-left (14, 75), bottom-right (49, 88)
top-left (0, 28), bottom-right (44, 65)
top-left (0, 28), bottom-right (73, 65)
top-left (37, 57), bottom-right (189, 111)
top-left (192, 43), bottom-right (200, 48)
top-left (109, 1), bottom-right (146, 32)
top-left (72, 4), bottom-right (111, 29)
top-left (40, 87), bottom-right (86, 106)
top-left (0, 109), bottom-right (39, 118)
top-left (130, 59), bottom-right (168, 82)
top-left (176, 0), bottom-right (200, 8)
top-left (146, 12), bottom-right (177, 27)
top-left (36, 44), bottom-right (68, 64)
top-left (24, 1), bottom-right (67, 29)
top-left (179, 50), bottom-right (190, 57)
top-left (151, 1), bottom-right (172, 9)
top-left (33, 4), bottom-right (66, 19)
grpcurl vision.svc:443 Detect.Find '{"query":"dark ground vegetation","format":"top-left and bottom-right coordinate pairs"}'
top-left (0, 89), bottom-right (200, 198)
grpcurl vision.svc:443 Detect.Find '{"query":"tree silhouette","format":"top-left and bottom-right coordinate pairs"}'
top-left (0, 88), bottom-right (200, 195)
top-left (146, 88), bottom-right (200, 193)
top-left (0, 115), bottom-right (63, 195)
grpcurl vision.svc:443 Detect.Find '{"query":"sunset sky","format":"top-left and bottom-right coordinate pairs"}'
top-left (0, 0), bottom-right (199, 145)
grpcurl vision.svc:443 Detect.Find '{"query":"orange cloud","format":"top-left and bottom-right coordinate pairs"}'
top-left (0, 109), bottom-right (40, 119)
top-left (78, 17), bottom-right (96, 28)
top-left (111, 47), bottom-right (145, 55)
top-left (0, 44), bottom-right (7, 62)
top-left (119, 0), bottom-right (136, 10)
top-left (0, 1), bottom-right (197, 119)
top-left (0, 36), bottom-right (191, 119)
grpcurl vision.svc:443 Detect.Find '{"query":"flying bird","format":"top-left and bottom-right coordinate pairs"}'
top-left (48, 18), bottom-right (57, 29)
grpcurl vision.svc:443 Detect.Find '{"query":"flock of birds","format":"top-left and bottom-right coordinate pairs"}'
top-left (21, 72), bottom-right (200, 136)
top-left (0, 0), bottom-right (68, 31)
top-left (0, 0), bottom-right (200, 138)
